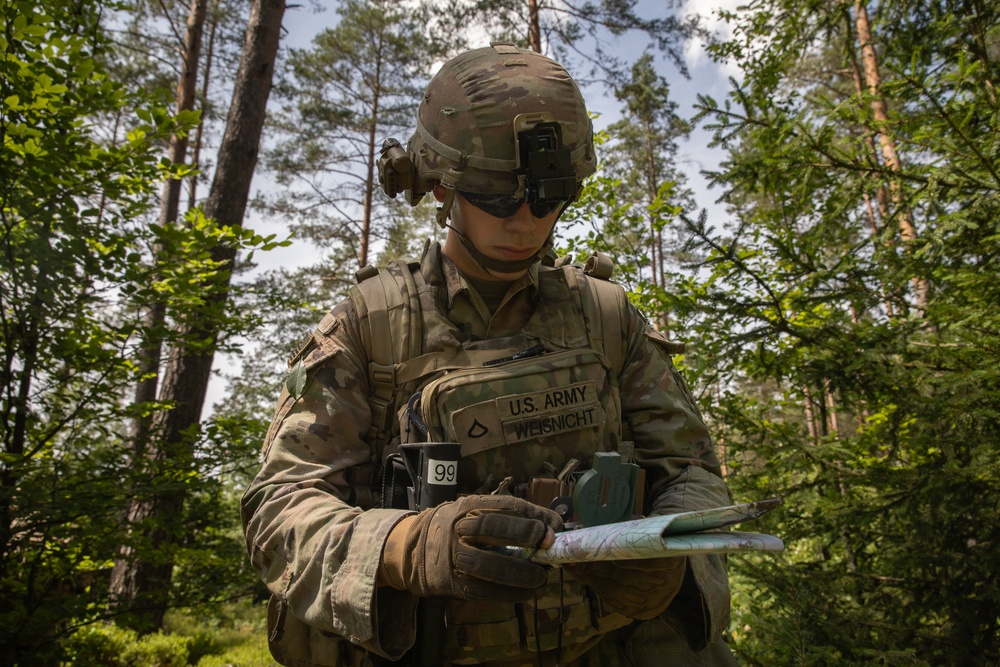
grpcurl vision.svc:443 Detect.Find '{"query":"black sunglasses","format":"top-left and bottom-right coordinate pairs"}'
top-left (460, 191), bottom-right (566, 219)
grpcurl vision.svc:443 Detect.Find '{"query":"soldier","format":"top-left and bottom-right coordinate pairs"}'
top-left (242, 44), bottom-right (737, 666)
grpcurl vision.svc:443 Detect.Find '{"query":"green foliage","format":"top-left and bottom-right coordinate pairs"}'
top-left (0, 0), bottom-right (288, 662)
top-left (0, 1), bottom-right (190, 661)
top-left (559, 53), bottom-right (695, 334)
top-left (139, 209), bottom-right (292, 352)
top-left (559, 169), bottom-right (679, 305)
top-left (60, 599), bottom-right (277, 666)
top-left (129, 632), bottom-right (192, 667)
top-left (664, 0), bottom-right (1000, 663)
top-left (165, 600), bottom-right (274, 667)
top-left (194, 642), bottom-right (275, 667)
top-left (62, 624), bottom-right (191, 667)
top-left (63, 624), bottom-right (140, 666)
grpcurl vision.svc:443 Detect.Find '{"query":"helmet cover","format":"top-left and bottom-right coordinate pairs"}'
top-left (406, 43), bottom-right (596, 202)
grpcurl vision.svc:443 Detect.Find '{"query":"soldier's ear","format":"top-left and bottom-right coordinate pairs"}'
top-left (432, 184), bottom-right (447, 202)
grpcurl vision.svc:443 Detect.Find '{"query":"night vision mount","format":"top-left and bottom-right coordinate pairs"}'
top-left (512, 112), bottom-right (578, 208)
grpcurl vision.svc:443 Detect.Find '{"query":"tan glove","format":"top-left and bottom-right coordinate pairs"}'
top-left (380, 494), bottom-right (562, 602)
top-left (564, 556), bottom-right (687, 620)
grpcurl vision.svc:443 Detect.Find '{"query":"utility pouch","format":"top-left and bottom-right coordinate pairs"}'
top-left (411, 348), bottom-right (621, 493)
top-left (424, 349), bottom-right (615, 450)
top-left (398, 441), bottom-right (461, 510)
top-left (526, 477), bottom-right (562, 507)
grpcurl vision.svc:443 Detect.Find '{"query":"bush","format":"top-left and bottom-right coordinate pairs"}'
top-left (194, 634), bottom-right (275, 667)
top-left (63, 624), bottom-right (139, 666)
top-left (160, 599), bottom-right (275, 666)
top-left (61, 624), bottom-right (191, 667)
top-left (126, 632), bottom-right (191, 667)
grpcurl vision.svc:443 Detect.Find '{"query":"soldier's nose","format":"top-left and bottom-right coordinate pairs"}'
top-left (505, 202), bottom-right (536, 233)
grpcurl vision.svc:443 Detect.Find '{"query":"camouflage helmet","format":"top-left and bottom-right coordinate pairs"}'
top-left (378, 43), bottom-right (596, 207)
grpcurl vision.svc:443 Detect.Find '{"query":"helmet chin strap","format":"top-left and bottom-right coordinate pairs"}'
top-left (446, 223), bottom-right (553, 275)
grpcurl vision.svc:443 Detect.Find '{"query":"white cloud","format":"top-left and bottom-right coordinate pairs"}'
top-left (681, 0), bottom-right (745, 82)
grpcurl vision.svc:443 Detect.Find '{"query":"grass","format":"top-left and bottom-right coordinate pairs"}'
top-left (163, 598), bottom-right (278, 667)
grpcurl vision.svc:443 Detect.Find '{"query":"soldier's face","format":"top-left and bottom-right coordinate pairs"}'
top-left (440, 189), bottom-right (560, 281)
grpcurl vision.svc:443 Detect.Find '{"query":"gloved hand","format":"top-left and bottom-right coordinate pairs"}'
top-left (379, 494), bottom-right (562, 602)
top-left (564, 556), bottom-right (687, 620)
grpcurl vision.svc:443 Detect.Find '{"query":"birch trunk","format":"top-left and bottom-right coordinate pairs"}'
top-left (360, 48), bottom-right (382, 268)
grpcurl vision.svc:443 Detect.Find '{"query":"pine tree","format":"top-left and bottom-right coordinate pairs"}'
top-left (676, 0), bottom-right (1000, 662)
top-left (262, 0), bottom-right (443, 273)
top-left (436, 0), bottom-right (702, 84)
top-left (604, 52), bottom-right (692, 332)
top-left (109, 0), bottom-right (287, 633)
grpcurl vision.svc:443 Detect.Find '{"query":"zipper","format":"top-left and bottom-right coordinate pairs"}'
top-left (482, 343), bottom-right (547, 367)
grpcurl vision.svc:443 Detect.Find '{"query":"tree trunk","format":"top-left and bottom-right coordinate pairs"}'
top-left (110, 0), bottom-right (208, 619)
top-left (360, 49), bottom-right (382, 268)
top-left (642, 127), bottom-right (672, 332)
top-left (160, 0), bottom-right (206, 230)
top-left (109, 0), bottom-right (285, 632)
top-left (960, 0), bottom-right (997, 104)
top-left (823, 380), bottom-right (858, 572)
top-left (853, 0), bottom-right (929, 311)
top-left (846, 29), bottom-right (896, 319)
top-left (188, 12), bottom-right (219, 209)
top-left (644, 134), bottom-right (659, 290)
top-left (824, 379), bottom-right (840, 437)
top-left (130, 0), bottom-right (208, 455)
top-left (0, 240), bottom-right (48, 584)
top-left (803, 384), bottom-right (818, 444)
top-left (528, 0), bottom-right (541, 52)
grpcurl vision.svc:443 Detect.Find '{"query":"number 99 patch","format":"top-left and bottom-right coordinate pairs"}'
top-left (426, 458), bottom-right (457, 486)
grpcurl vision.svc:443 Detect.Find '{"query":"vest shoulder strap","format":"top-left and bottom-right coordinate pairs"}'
top-left (583, 272), bottom-right (627, 376)
top-left (351, 259), bottom-right (423, 446)
top-left (561, 251), bottom-right (628, 377)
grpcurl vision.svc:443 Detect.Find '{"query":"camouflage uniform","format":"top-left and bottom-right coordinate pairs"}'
top-left (241, 242), bottom-right (735, 666)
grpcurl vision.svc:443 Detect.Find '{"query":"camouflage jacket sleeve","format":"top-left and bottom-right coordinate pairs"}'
top-left (240, 299), bottom-right (418, 660)
top-left (617, 305), bottom-right (733, 651)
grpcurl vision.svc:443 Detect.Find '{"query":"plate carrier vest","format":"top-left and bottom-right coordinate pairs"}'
top-left (267, 249), bottom-right (645, 667)
top-left (350, 250), bottom-right (629, 458)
